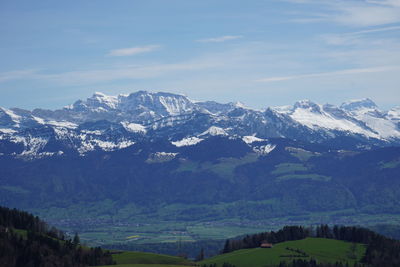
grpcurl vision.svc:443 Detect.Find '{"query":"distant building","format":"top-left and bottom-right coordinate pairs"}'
top-left (260, 243), bottom-right (273, 248)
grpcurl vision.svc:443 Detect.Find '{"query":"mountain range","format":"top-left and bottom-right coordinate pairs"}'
top-left (1, 91), bottom-right (400, 245)
top-left (0, 91), bottom-right (399, 158)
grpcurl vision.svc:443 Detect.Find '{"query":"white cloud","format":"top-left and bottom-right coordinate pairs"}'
top-left (255, 66), bottom-right (398, 82)
top-left (108, 45), bottom-right (161, 56)
top-left (196, 35), bottom-right (243, 43)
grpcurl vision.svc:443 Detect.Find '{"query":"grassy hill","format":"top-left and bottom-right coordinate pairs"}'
top-left (200, 237), bottom-right (366, 267)
top-left (97, 251), bottom-right (195, 267)
top-left (100, 265), bottom-right (190, 267)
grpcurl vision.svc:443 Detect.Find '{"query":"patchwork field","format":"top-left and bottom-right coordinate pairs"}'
top-left (36, 202), bottom-right (400, 247)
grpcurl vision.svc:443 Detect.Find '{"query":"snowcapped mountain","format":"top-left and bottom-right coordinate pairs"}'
top-left (273, 99), bottom-right (381, 139)
top-left (0, 91), bottom-right (399, 158)
top-left (340, 99), bottom-right (400, 139)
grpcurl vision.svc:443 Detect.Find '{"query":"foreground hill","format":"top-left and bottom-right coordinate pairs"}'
top-left (201, 237), bottom-right (365, 267)
top-left (98, 250), bottom-right (195, 267)
top-left (202, 225), bottom-right (400, 267)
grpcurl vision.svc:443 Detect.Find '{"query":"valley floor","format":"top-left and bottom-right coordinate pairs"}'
top-left (39, 211), bottom-right (400, 247)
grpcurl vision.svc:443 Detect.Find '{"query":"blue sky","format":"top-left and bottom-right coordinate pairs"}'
top-left (0, 0), bottom-right (399, 110)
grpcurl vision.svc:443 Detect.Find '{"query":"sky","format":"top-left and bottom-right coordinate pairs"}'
top-left (0, 0), bottom-right (399, 110)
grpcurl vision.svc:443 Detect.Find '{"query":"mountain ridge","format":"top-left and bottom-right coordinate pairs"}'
top-left (0, 91), bottom-right (399, 158)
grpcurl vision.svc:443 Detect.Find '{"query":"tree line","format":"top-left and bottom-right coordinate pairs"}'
top-left (222, 226), bottom-right (310, 253)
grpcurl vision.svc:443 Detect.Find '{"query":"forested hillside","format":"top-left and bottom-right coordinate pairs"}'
top-left (0, 206), bottom-right (114, 267)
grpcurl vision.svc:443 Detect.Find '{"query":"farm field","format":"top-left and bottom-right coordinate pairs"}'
top-left (71, 212), bottom-right (400, 246)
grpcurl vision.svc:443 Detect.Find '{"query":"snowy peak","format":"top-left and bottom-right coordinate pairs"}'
top-left (293, 100), bottom-right (322, 113)
top-left (0, 91), bottom-right (399, 160)
top-left (89, 92), bottom-right (119, 109)
top-left (70, 90), bottom-right (198, 116)
top-left (340, 98), bottom-right (378, 112)
top-left (284, 100), bottom-right (380, 139)
top-left (200, 126), bottom-right (228, 136)
top-left (71, 92), bottom-right (119, 112)
top-left (119, 91), bottom-right (198, 118)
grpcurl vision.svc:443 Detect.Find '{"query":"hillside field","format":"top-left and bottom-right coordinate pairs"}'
top-left (97, 251), bottom-right (195, 267)
top-left (200, 237), bottom-right (366, 267)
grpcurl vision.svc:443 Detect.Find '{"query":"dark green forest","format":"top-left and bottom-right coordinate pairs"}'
top-left (0, 206), bottom-right (114, 267)
top-left (1, 139), bottom-right (400, 219)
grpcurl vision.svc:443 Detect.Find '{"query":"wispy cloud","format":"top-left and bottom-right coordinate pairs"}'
top-left (0, 69), bottom-right (38, 82)
top-left (255, 66), bottom-right (398, 82)
top-left (108, 45), bottom-right (161, 56)
top-left (333, 4), bottom-right (400, 27)
top-left (322, 25), bottom-right (400, 45)
top-left (196, 35), bottom-right (243, 43)
top-left (0, 56), bottom-right (227, 86)
top-left (288, 0), bottom-right (400, 27)
top-left (366, 0), bottom-right (400, 7)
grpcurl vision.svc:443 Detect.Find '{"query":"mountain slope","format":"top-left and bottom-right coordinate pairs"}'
top-left (1, 137), bottom-right (399, 220)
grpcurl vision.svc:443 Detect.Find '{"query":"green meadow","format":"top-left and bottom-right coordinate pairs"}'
top-left (200, 237), bottom-right (366, 267)
top-left (97, 251), bottom-right (195, 267)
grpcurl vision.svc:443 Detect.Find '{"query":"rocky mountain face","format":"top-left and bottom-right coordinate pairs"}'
top-left (0, 91), bottom-right (399, 158)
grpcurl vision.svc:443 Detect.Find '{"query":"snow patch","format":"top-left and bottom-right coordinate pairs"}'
top-left (388, 106), bottom-right (400, 121)
top-left (0, 128), bottom-right (16, 134)
top-left (200, 126), bottom-right (228, 136)
top-left (242, 135), bottom-right (265, 144)
top-left (81, 130), bottom-right (103, 135)
top-left (253, 144), bottom-right (276, 155)
top-left (272, 105), bottom-right (292, 114)
top-left (172, 137), bottom-right (203, 147)
top-left (121, 121), bottom-right (147, 133)
top-left (147, 152), bottom-right (178, 163)
top-left (78, 139), bottom-right (135, 154)
top-left (3, 108), bottom-right (21, 121)
top-left (32, 116), bottom-right (45, 124)
top-left (33, 116), bottom-right (78, 129)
